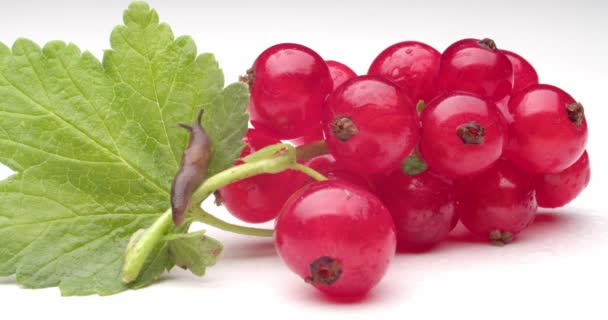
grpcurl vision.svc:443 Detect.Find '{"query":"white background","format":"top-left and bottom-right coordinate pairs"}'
top-left (1, 0), bottom-right (607, 319)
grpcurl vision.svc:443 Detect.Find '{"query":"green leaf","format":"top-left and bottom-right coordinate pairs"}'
top-left (167, 231), bottom-right (222, 277)
top-left (0, 2), bottom-right (248, 295)
top-left (204, 82), bottom-right (249, 176)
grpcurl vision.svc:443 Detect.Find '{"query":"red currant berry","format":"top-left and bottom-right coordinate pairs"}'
top-left (368, 41), bottom-right (441, 103)
top-left (505, 84), bottom-right (588, 174)
top-left (499, 50), bottom-right (539, 93)
top-left (305, 154), bottom-right (371, 188)
top-left (457, 160), bottom-right (537, 245)
top-left (438, 38), bottom-right (513, 101)
top-left (450, 213), bottom-right (460, 231)
top-left (275, 180), bottom-right (396, 297)
top-left (494, 95), bottom-right (513, 123)
top-left (321, 76), bottom-right (419, 175)
top-left (219, 129), bottom-right (305, 223)
top-left (533, 150), bottom-right (590, 208)
top-left (493, 50), bottom-right (538, 123)
top-left (326, 60), bottom-right (357, 89)
top-left (419, 92), bottom-right (507, 178)
top-left (375, 169), bottom-right (456, 251)
top-left (247, 43), bottom-right (332, 139)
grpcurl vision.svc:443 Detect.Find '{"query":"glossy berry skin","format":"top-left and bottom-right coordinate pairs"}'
top-left (457, 160), bottom-right (537, 244)
top-left (275, 180), bottom-right (396, 297)
top-left (438, 38), bottom-right (513, 102)
top-left (219, 129), bottom-right (305, 223)
top-left (500, 50), bottom-right (539, 93)
top-left (326, 60), bottom-right (357, 89)
top-left (321, 76), bottom-right (419, 175)
top-left (368, 41), bottom-right (441, 103)
top-left (505, 84), bottom-right (588, 174)
top-left (305, 154), bottom-right (370, 188)
top-left (493, 51), bottom-right (538, 122)
top-left (419, 92), bottom-right (507, 178)
top-left (248, 43), bottom-right (333, 139)
top-left (375, 170), bottom-right (456, 251)
top-left (494, 95), bottom-right (513, 123)
top-left (534, 150), bottom-right (590, 208)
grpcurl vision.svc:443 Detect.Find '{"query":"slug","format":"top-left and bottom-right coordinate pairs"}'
top-left (171, 109), bottom-right (211, 226)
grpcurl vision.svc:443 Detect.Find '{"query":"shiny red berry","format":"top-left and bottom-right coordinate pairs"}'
top-left (326, 60), bottom-right (357, 89)
top-left (275, 180), bottom-right (396, 297)
top-left (457, 160), bottom-right (537, 245)
top-left (321, 76), bottom-right (419, 175)
top-left (219, 129), bottom-right (305, 223)
top-left (533, 150), bottom-right (590, 208)
top-left (438, 38), bottom-right (513, 102)
top-left (505, 84), bottom-right (588, 174)
top-left (247, 43), bottom-right (332, 139)
top-left (368, 41), bottom-right (441, 103)
top-left (375, 169), bottom-right (456, 251)
top-left (419, 92), bottom-right (507, 178)
top-left (305, 154), bottom-right (370, 188)
top-left (500, 50), bottom-right (539, 93)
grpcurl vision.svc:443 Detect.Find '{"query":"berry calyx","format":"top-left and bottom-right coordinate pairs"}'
top-left (239, 67), bottom-right (255, 88)
top-left (331, 115), bottom-right (358, 141)
top-left (275, 180), bottom-right (396, 297)
top-left (457, 122), bottom-right (484, 145)
top-left (306, 256), bottom-right (342, 285)
top-left (478, 38), bottom-right (497, 50)
top-left (566, 102), bottom-right (585, 126)
top-left (489, 230), bottom-right (513, 247)
top-left (248, 43), bottom-right (332, 139)
top-left (438, 38), bottom-right (514, 101)
top-left (419, 92), bottom-right (507, 178)
top-left (322, 76), bottom-right (419, 175)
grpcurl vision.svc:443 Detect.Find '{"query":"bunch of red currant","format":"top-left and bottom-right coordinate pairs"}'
top-left (219, 39), bottom-right (590, 299)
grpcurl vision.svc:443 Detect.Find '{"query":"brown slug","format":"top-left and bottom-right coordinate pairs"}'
top-left (171, 109), bottom-right (211, 226)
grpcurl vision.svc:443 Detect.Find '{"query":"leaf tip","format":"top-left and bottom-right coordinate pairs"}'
top-left (11, 38), bottom-right (41, 55)
top-left (124, 1), bottom-right (158, 27)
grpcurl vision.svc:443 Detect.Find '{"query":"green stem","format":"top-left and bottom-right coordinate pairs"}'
top-left (191, 154), bottom-right (294, 204)
top-left (191, 207), bottom-right (273, 237)
top-left (291, 163), bottom-right (327, 182)
top-left (295, 140), bottom-right (329, 161)
top-left (122, 208), bottom-right (172, 283)
top-left (121, 144), bottom-right (328, 283)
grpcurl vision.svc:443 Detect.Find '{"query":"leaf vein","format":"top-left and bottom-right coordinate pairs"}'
top-left (0, 138), bottom-right (121, 165)
top-left (0, 211), bottom-right (160, 232)
top-left (116, 30), bottom-right (181, 167)
top-left (26, 217), bottom-right (145, 280)
top-left (0, 71), bottom-right (169, 197)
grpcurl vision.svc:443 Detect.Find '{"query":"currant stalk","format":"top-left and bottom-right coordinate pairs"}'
top-left (122, 142), bottom-right (327, 284)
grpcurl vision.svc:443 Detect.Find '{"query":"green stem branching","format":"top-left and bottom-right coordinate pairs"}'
top-left (121, 142), bottom-right (327, 283)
